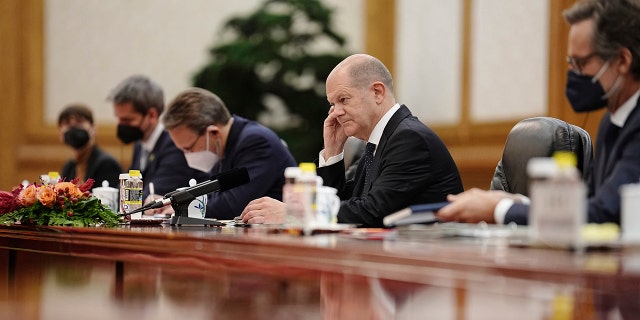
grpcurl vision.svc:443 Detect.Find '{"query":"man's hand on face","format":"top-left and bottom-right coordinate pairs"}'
top-left (323, 106), bottom-right (348, 159)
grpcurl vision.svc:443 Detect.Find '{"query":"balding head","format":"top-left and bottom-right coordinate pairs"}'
top-left (329, 54), bottom-right (394, 93)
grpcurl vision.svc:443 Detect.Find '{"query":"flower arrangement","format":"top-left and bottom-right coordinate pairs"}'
top-left (0, 178), bottom-right (120, 227)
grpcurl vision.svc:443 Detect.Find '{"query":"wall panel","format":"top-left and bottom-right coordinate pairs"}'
top-left (1, 0), bottom-right (582, 192)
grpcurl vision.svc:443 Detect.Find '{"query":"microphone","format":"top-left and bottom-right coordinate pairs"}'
top-left (121, 167), bottom-right (250, 215)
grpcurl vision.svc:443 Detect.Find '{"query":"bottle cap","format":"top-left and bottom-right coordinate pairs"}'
top-left (119, 173), bottom-right (130, 180)
top-left (299, 162), bottom-right (316, 173)
top-left (129, 170), bottom-right (141, 177)
top-left (553, 151), bottom-right (577, 169)
top-left (284, 166), bottom-right (302, 178)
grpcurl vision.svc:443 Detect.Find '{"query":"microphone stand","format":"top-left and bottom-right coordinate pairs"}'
top-left (169, 191), bottom-right (223, 227)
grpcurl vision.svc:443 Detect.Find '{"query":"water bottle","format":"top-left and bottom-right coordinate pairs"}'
top-left (529, 152), bottom-right (585, 246)
top-left (284, 163), bottom-right (318, 232)
top-left (40, 171), bottom-right (60, 185)
top-left (297, 162), bottom-right (318, 232)
top-left (123, 170), bottom-right (143, 219)
top-left (283, 166), bottom-right (302, 223)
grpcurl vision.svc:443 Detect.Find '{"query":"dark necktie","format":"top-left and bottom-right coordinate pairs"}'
top-left (362, 142), bottom-right (376, 193)
top-left (604, 124), bottom-right (620, 156)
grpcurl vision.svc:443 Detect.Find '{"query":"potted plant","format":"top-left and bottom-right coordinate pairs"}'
top-left (193, 0), bottom-right (349, 162)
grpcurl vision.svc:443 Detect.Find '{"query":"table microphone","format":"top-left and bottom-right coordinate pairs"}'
top-left (120, 167), bottom-right (250, 216)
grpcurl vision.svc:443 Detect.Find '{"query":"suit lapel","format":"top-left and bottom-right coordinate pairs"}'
top-left (599, 97), bottom-right (640, 184)
top-left (131, 142), bottom-right (142, 171)
top-left (363, 105), bottom-right (412, 192)
top-left (143, 131), bottom-right (167, 177)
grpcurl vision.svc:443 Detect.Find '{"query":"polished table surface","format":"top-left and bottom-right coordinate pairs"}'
top-left (0, 223), bottom-right (638, 319)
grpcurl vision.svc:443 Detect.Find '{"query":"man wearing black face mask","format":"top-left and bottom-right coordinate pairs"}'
top-left (108, 75), bottom-right (210, 209)
top-left (58, 104), bottom-right (122, 188)
top-left (437, 0), bottom-right (640, 226)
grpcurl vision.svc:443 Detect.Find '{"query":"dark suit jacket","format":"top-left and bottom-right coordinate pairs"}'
top-left (206, 116), bottom-right (297, 220)
top-left (61, 145), bottom-right (122, 189)
top-left (505, 97), bottom-right (640, 225)
top-left (131, 129), bottom-right (209, 199)
top-left (318, 105), bottom-right (464, 228)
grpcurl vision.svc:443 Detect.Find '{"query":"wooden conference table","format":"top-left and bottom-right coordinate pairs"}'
top-left (0, 222), bottom-right (638, 319)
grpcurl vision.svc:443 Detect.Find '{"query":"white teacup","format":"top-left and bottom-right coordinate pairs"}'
top-left (92, 183), bottom-right (119, 213)
top-left (316, 186), bottom-right (341, 226)
top-left (176, 187), bottom-right (208, 218)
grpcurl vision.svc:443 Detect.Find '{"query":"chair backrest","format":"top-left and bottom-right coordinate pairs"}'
top-left (489, 117), bottom-right (593, 196)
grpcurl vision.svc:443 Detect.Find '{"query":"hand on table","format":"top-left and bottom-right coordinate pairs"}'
top-left (436, 188), bottom-right (517, 224)
top-left (142, 194), bottom-right (174, 216)
top-left (240, 197), bottom-right (286, 224)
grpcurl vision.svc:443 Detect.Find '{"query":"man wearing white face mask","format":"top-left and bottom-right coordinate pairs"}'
top-left (163, 87), bottom-right (297, 220)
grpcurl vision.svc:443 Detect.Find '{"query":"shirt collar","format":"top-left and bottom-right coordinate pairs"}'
top-left (367, 103), bottom-right (401, 149)
top-left (142, 123), bottom-right (164, 152)
top-left (610, 90), bottom-right (640, 128)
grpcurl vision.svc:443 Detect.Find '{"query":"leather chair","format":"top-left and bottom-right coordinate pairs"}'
top-left (490, 117), bottom-right (593, 196)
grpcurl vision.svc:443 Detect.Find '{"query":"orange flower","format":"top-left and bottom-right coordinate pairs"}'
top-left (37, 185), bottom-right (57, 208)
top-left (18, 185), bottom-right (38, 207)
top-left (55, 182), bottom-right (83, 198)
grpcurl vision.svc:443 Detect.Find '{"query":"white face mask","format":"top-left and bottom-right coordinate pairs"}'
top-left (184, 132), bottom-right (219, 173)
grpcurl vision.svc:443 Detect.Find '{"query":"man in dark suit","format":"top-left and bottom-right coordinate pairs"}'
top-left (437, 0), bottom-right (640, 226)
top-left (108, 75), bottom-right (209, 205)
top-left (241, 54), bottom-right (463, 227)
top-left (161, 88), bottom-right (297, 220)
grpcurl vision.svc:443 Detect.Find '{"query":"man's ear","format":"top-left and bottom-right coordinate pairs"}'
top-left (147, 107), bottom-right (160, 120)
top-left (372, 82), bottom-right (386, 104)
top-left (618, 47), bottom-right (633, 75)
top-left (206, 125), bottom-right (219, 136)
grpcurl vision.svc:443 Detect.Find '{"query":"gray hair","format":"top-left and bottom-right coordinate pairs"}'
top-left (564, 0), bottom-right (640, 79)
top-left (163, 87), bottom-right (231, 134)
top-left (107, 75), bottom-right (165, 115)
top-left (345, 54), bottom-right (394, 92)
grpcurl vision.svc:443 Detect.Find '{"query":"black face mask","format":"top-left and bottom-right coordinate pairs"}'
top-left (565, 70), bottom-right (608, 112)
top-left (63, 127), bottom-right (90, 150)
top-left (117, 124), bottom-right (144, 144)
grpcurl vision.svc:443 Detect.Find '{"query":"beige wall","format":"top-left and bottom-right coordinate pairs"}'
top-left (1, 0), bottom-right (600, 192)
top-left (44, 0), bottom-right (364, 125)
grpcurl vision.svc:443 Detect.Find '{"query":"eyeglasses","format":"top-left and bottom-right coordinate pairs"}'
top-left (566, 52), bottom-right (599, 74)
top-left (183, 134), bottom-right (203, 153)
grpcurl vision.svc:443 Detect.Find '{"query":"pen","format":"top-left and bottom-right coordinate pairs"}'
top-left (148, 182), bottom-right (155, 215)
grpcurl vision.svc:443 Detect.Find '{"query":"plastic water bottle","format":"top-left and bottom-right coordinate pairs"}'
top-left (284, 163), bottom-right (318, 233)
top-left (529, 152), bottom-right (585, 246)
top-left (297, 163), bottom-right (318, 232)
top-left (283, 166), bottom-right (302, 223)
top-left (40, 171), bottom-right (60, 185)
top-left (119, 172), bottom-right (129, 216)
top-left (123, 170), bottom-right (143, 218)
